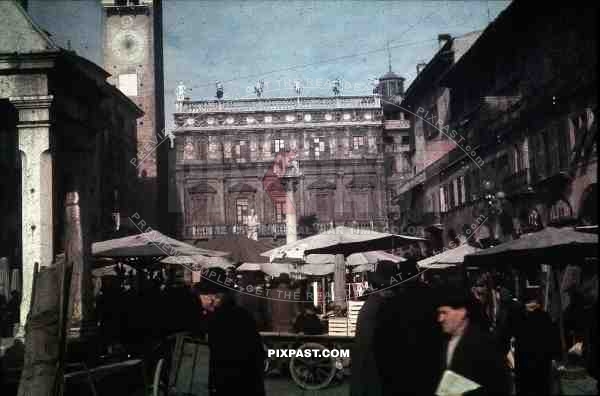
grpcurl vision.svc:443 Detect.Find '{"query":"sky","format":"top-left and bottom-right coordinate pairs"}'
top-left (28, 0), bottom-right (510, 130)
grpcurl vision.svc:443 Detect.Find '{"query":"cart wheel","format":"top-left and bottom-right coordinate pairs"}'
top-left (152, 358), bottom-right (169, 396)
top-left (263, 343), bottom-right (271, 373)
top-left (289, 342), bottom-right (336, 390)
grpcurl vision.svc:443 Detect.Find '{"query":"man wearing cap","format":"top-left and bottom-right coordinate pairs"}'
top-left (193, 268), bottom-right (265, 396)
top-left (502, 288), bottom-right (561, 395)
top-left (435, 288), bottom-right (510, 396)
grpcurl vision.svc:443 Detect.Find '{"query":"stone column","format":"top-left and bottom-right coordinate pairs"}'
top-left (64, 191), bottom-right (94, 341)
top-left (333, 253), bottom-right (347, 310)
top-left (281, 178), bottom-right (299, 244)
top-left (12, 95), bottom-right (54, 337)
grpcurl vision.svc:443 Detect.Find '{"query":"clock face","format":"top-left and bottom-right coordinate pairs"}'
top-left (112, 30), bottom-right (145, 62)
top-left (121, 16), bottom-right (134, 29)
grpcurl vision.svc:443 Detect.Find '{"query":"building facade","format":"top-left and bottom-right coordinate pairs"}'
top-left (172, 94), bottom-right (403, 242)
top-left (1, 0), bottom-right (143, 331)
top-left (394, 1), bottom-right (597, 252)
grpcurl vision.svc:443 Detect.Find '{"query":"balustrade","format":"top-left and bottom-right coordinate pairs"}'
top-left (177, 96), bottom-right (381, 114)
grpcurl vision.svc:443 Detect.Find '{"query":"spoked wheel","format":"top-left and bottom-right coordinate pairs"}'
top-left (152, 358), bottom-right (169, 396)
top-left (289, 342), bottom-right (336, 390)
top-left (262, 343), bottom-right (271, 374)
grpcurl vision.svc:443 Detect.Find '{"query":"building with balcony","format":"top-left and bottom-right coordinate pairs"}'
top-left (172, 93), bottom-right (396, 242)
top-left (393, 0), bottom-right (597, 251)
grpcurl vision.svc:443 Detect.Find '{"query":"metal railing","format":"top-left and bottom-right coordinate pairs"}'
top-left (184, 219), bottom-right (388, 239)
top-left (184, 223), bottom-right (287, 239)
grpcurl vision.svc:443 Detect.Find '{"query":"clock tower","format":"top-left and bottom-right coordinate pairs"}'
top-left (102, 0), bottom-right (165, 229)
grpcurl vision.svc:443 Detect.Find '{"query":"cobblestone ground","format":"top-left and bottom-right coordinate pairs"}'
top-left (560, 376), bottom-right (598, 395)
top-left (266, 376), bottom-right (349, 396)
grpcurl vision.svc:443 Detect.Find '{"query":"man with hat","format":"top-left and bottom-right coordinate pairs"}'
top-left (435, 287), bottom-right (510, 396)
top-left (502, 287), bottom-right (561, 395)
top-left (192, 268), bottom-right (265, 396)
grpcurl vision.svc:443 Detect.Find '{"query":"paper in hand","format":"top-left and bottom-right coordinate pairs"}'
top-left (435, 369), bottom-right (481, 396)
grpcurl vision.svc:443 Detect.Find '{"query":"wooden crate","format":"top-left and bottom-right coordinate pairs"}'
top-left (348, 300), bottom-right (364, 335)
top-left (328, 318), bottom-right (350, 336)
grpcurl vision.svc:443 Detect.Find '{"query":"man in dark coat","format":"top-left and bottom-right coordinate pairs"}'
top-left (371, 261), bottom-right (443, 396)
top-left (436, 288), bottom-right (511, 396)
top-left (351, 264), bottom-right (396, 396)
top-left (505, 289), bottom-right (561, 396)
top-left (193, 269), bottom-right (265, 396)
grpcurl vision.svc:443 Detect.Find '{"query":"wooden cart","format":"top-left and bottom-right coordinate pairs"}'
top-left (260, 301), bottom-right (363, 390)
top-left (151, 301), bottom-right (363, 394)
top-left (260, 331), bottom-right (354, 391)
top-left (152, 333), bottom-right (210, 396)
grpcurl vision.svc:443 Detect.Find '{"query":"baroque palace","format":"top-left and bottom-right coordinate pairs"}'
top-left (171, 73), bottom-right (410, 242)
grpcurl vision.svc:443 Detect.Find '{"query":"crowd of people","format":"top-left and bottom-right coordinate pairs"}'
top-left (89, 260), bottom-right (598, 396)
top-left (351, 261), bottom-right (598, 396)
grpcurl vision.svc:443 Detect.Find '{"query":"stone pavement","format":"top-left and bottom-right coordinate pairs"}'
top-left (266, 376), bottom-right (349, 396)
top-left (559, 368), bottom-right (598, 396)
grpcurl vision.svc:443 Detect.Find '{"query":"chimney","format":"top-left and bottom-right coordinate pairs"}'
top-left (416, 63), bottom-right (427, 75)
top-left (438, 34), bottom-right (451, 49)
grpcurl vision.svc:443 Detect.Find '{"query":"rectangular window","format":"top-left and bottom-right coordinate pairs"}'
top-left (457, 176), bottom-right (464, 206)
top-left (352, 136), bottom-right (365, 150)
top-left (118, 73), bottom-right (138, 97)
top-left (275, 200), bottom-right (285, 223)
top-left (317, 194), bottom-right (330, 220)
top-left (513, 144), bottom-right (522, 173)
top-left (191, 195), bottom-right (208, 224)
top-left (273, 139), bottom-right (285, 153)
top-left (424, 103), bottom-right (439, 139)
top-left (439, 186), bottom-right (446, 213)
top-left (236, 198), bottom-right (249, 225)
top-left (314, 138), bottom-right (326, 158)
top-left (235, 140), bottom-right (249, 161)
top-left (401, 135), bottom-right (410, 145)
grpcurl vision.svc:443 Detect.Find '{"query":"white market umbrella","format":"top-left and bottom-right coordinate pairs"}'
top-left (161, 255), bottom-right (235, 270)
top-left (261, 226), bottom-right (424, 306)
top-left (418, 243), bottom-right (482, 269)
top-left (92, 230), bottom-right (228, 258)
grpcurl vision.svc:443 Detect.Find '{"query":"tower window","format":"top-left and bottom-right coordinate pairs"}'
top-left (118, 73), bottom-right (138, 96)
